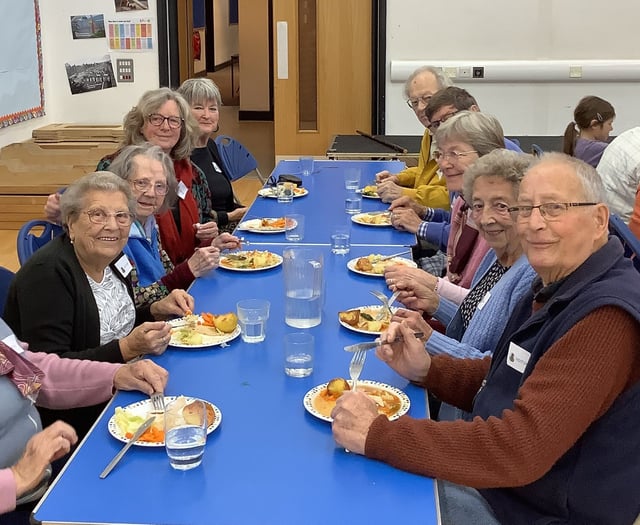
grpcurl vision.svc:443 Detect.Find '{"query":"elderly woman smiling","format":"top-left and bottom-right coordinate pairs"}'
top-left (4, 172), bottom-right (193, 437)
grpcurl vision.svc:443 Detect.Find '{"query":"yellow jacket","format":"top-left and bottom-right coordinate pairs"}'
top-left (395, 130), bottom-right (450, 210)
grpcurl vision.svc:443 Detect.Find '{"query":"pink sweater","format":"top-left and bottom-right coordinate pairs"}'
top-left (1, 351), bottom-right (119, 514)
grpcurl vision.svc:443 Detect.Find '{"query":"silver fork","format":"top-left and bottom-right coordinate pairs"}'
top-left (369, 290), bottom-right (400, 321)
top-left (150, 392), bottom-right (165, 414)
top-left (349, 349), bottom-right (366, 392)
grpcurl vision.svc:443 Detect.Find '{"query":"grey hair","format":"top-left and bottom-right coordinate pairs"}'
top-left (463, 149), bottom-right (534, 202)
top-left (531, 152), bottom-right (606, 202)
top-left (403, 66), bottom-right (453, 99)
top-left (108, 143), bottom-right (178, 214)
top-left (60, 171), bottom-right (136, 229)
top-left (121, 87), bottom-right (199, 160)
top-left (435, 110), bottom-right (505, 157)
top-left (177, 78), bottom-right (223, 107)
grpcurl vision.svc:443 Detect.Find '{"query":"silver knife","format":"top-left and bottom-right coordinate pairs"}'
top-left (100, 415), bottom-right (155, 479)
top-left (344, 332), bottom-right (424, 353)
top-left (380, 249), bottom-right (412, 261)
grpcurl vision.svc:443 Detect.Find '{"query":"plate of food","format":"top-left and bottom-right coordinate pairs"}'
top-left (258, 186), bottom-right (308, 198)
top-left (237, 217), bottom-right (294, 233)
top-left (360, 185), bottom-right (380, 199)
top-left (351, 212), bottom-right (392, 227)
top-left (347, 254), bottom-right (417, 276)
top-left (338, 305), bottom-right (395, 335)
top-left (219, 250), bottom-right (283, 271)
top-left (108, 395), bottom-right (221, 447)
top-left (168, 312), bottom-right (241, 348)
top-left (303, 378), bottom-right (410, 422)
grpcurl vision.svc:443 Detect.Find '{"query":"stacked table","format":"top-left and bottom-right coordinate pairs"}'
top-left (33, 160), bottom-right (441, 525)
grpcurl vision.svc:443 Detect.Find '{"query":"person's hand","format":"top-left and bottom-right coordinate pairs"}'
top-left (119, 321), bottom-right (172, 361)
top-left (389, 195), bottom-right (427, 217)
top-left (331, 391), bottom-right (379, 454)
top-left (187, 246), bottom-right (220, 278)
top-left (11, 421), bottom-right (77, 499)
top-left (150, 289), bottom-right (195, 319)
top-left (113, 359), bottom-right (169, 395)
top-left (386, 266), bottom-right (439, 313)
top-left (377, 180), bottom-right (404, 203)
top-left (390, 309), bottom-right (433, 340)
top-left (212, 232), bottom-right (242, 252)
top-left (227, 207), bottom-right (248, 222)
top-left (43, 193), bottom-right (62, 224)
top-left (194, 221), bottom-right (218, 242)
top-left (375, 170), bottom-right (395, 183)
top-left (390, 208), bottom-right (423, 233)
top-left (376, 321), bottom-right (431, 382)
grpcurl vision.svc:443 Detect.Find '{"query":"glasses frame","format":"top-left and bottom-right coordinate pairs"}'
top-left (433, 150), bottom-right (478, 163)
top-left (470, 202), bottom-right (512, 218)
top-left (131, 178), bottom-right (169, 196)
top-left (428, 110), bottom-right (459, 132)
top-left (406, 95), bottom-right (432, 110)
top-left (84, 209), bottom-right (134, 226)
top-left (508, 202), bottom-right (598, 221)
top-left (147, 113), bottom-right (184, 129)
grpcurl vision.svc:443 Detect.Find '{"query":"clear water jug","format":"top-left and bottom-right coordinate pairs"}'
top-left (283, 247), bottom-right (323, 328)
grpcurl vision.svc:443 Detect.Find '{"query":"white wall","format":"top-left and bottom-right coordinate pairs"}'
top-left (385, 0), bottom-right (640, 136)
top-left (0, 0), bottom-right (160, 149)
top-left (213, 0), bottom-right (238, 66)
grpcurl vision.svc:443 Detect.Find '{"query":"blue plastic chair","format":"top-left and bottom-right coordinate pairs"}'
top-left (214, 135), bottom-right (266, 183)
top-left (531, 144), bottom-right (544, 157)
top-left (609, 213), bottom-right (640, 272)
top-left (0, 266), bottom-right (15, 313)
top-left (16, 220), bottom-right (64, 266)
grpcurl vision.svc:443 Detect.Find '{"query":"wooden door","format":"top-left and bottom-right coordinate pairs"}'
top-left (273, 0), bottom-right (372, 157)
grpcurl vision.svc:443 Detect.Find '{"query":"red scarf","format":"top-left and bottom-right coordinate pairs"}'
top-left (0, 342), bottom-right (44, 400)
top-left (156, 159), bottom-right (201, 264)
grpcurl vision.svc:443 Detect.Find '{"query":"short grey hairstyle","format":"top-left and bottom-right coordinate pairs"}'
top-left (463, 149), bottom-right (534, 202)
top-left (121, 87), bottom-right (199, 160)
top-left (403, 66), bottom-right (453, 99)
top-left (60, 171), bottom-right (136, 229)
top-left (435, 110), bottom-right (505, 157)
top-left (108, 143), bottom-right (178, 214)
top-left (177, 78), bottom-right (223, 107)
top-left (531, 152), bottom-right (606, 202)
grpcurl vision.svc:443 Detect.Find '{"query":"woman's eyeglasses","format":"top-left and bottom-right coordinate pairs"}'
top-left (508, 202), bottom-right (597, 221)
top-left (131, 179), bottom-right (169, 195)
top-left (470, 202), bottom-right (512, 217)
top-left (433, 150), bottom-right (477, 162)
top-left (84, 209), bottom-right (134, 226)
top-left (147, 113), bottom-right (183, 129)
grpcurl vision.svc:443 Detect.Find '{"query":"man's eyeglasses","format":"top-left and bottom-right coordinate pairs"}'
top-left (470, 202), bottom-right (512, 217)
top-left (131, 179), bottom-right (169, 195)
top-left (147, 113), bottom-right (183, 129)
top-left (428, 110), bottom-right (459, 132)
top-left (508, 202), bottom-right (597, 221)
top-left (433, 150), bottom-right (477, 163)
top-left (84, 209), bottom-right (134, 226)
top-left (406, 95), bottom-right (432, 110)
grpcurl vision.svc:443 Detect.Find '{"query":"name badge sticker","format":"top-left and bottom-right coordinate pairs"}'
top-left (2, 334), bottom-right (24, 354)
top-left (177, 181), bottom-right (188, 199)
top-left (212, 161), bottom-right (222, 173)
top-left (114, 254), bottom-right (133, 278)
top-left (477, 291), bottom-right (491, 310)
top-left (507, 342), bottom-right (531, 374)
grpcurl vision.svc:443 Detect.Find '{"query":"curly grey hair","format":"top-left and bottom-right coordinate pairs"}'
top-left (463, 149), bottom-right (534, 202)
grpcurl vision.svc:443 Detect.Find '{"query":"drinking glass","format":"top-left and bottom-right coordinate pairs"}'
top-left (285, 213), bottom-right (304, 241)
top-left (165, 398), bottom-right (207, 471)
top-left (331, 227), bottom-right (351, 255)
top-left (236, 299), bottom-right (270, 342)
top-left (345, 189), bottom-right (362, 214)
top-left (299, 156), bottom-right (314, 176)
top-left (277, 182), bottom-right (295, 204)
top-left (344, 168), bottom-right (361, 190)
top-left (283, 332), bottom-right (314, 377)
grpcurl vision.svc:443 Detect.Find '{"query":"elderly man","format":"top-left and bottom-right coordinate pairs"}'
top-left (332, 153), bottom-right (640, 525)
top-left (375, 66), bottom-right (450, 208)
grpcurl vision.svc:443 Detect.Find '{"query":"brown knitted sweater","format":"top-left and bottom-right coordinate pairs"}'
top-left (365, 306), bottom-right (640, 488)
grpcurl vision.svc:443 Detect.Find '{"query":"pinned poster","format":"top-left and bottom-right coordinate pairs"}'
top-left (107, 18), bottom-right (153, 51)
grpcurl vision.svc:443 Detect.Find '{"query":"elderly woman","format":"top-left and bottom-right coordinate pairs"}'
top-left (108, 143), bottom-right (241, 306)
top-left (178, 78), bottom-right (248, 233)
top-left (4, 172), bottom-right (193, 437)
top-left (332, 153), bottom-right (640, 525)
top-left (0, 318), bottom-right (168, 523)
top-left (45, 88), bottom-right (218, 265)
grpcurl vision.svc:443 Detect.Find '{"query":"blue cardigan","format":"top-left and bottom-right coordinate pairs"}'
top-left (427, 250), bottom-right (536, 359)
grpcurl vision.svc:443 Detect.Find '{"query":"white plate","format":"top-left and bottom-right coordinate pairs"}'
top-left (168, 316), bottom-right (241, 348)
top-left (303, 380), bottom-right (410, 422)
top-left (107, 396), bottom-right (222, 447)
top-left (258, 187), bottom-right (309, 198)
top-left (237, 218), bottom-right (295, 233)
top-left (362, 193), bottom-right (381, 199)
top-left (351, 212), bottom-right (392, 227)
top-left (219, 251), bottom-right (283, 272)
top-left (338, 305), bottom-right (396, 335)
top-left (347, 256), bottom-right (417, 277)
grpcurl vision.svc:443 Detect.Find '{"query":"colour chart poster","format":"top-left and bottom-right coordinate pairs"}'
top-left (107, 18), bottom-right (153, 51)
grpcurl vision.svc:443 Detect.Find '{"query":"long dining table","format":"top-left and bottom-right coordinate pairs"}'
top-left (32, 160), bottom-right (441, 525)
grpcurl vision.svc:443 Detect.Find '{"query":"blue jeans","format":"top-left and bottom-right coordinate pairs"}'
top-left (438, 480), bottom-right (501, 525)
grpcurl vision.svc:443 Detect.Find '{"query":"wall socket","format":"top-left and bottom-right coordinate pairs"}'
top-left (116, 58), bottom-right (134, 83)
top-left (458, 66), bottom-right (472, 78)
top-left (473, 66), bottom-right (485, 79)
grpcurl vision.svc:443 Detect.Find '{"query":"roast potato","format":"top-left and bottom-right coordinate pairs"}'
top-left (326, 377), bottom-right (351, 398)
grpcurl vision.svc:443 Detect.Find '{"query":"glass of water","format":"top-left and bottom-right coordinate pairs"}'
top-left (331, 226), bottom-right (351, 255)
top-left (345, 189), bottom-right (362, 214)
top-left (165, 398), bottom-right (207, 471)
top-left (344, 167), bottom-right (361, 190)
top-left (283, 332), bottom-right (314, 377)
top-left (236, 299), bottom-right (270, 343)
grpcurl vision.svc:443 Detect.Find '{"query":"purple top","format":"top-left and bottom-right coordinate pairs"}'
top-left (574, 137), bottom-right (608, 167)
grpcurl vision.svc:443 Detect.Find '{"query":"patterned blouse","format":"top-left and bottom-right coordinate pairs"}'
top-left (458, 260), bottom-right (509, 331)
top-left (87, 266), bottom-right (136, 345)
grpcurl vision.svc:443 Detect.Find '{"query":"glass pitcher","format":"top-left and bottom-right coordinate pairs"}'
top-left (283, 247), bottom-right (323, 328)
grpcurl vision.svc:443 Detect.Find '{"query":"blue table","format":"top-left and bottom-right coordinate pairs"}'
top-left (33, 162), bottom-right (441, 525)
